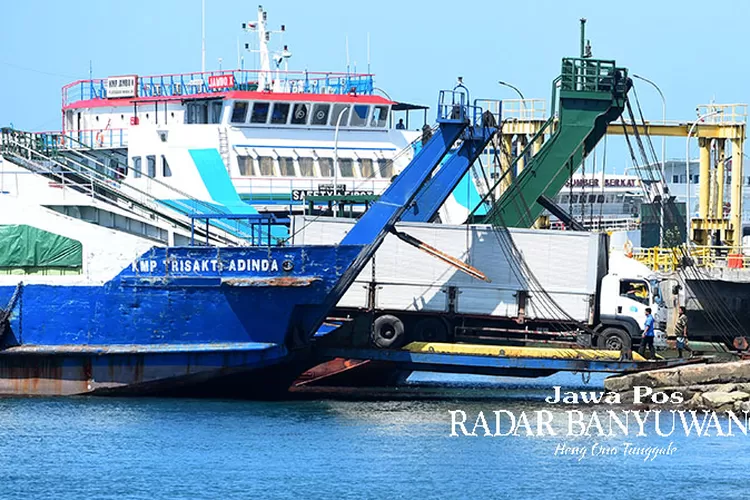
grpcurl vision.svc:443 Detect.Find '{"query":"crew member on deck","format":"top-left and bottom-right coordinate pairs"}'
top-left (396, 118), bottom-right (405, 130)
top-left (674, 306), bottom-right (693, 359)
top-left (638, 307), bottom-right (656, 360)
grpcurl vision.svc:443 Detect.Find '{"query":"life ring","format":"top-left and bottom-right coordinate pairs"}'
top-left (95, 131), bottom-right (104, 147)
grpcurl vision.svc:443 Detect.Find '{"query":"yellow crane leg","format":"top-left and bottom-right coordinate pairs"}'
top-left (730, 138), bottom-right (744, 249)
top-left (715, 139), bottom-right (725, 219)
top-left (698, 137), bottom-right (711, 220)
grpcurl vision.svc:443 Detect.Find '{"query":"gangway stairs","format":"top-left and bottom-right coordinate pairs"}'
top-left (0, 128), bottom-right (261, 246)
top-left (473, 58), bottom-right (631, 228)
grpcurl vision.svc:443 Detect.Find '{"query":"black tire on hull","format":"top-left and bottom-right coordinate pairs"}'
top-left (413, 317), bottom-right (450, 343)
top-left (371, 314), bottom-right (405, 349)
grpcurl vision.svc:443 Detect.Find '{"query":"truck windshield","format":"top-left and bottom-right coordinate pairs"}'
top-left (619, 279), bottom-right (649, 306)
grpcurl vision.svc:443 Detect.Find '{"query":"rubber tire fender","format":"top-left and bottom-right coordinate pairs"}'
top-left (413, 317), bottom-right (450, 343)
top-left (371, 314), bottom-right (406, 349)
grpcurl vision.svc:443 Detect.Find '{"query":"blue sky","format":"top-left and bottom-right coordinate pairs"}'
top-left (1, 0), bottom-right (748, 169)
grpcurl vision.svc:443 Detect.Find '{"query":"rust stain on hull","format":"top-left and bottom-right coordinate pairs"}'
top-left (222, 276), bottom-right (321, 287)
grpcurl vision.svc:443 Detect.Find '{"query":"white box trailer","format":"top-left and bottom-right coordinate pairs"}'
top-left (291, 217), bottom-right (663, 350)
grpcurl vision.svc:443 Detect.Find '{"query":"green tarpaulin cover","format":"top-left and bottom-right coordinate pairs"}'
top-left (0, 225), bottom-right (82, 268)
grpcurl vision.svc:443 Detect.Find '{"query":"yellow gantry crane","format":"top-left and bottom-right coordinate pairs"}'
top-left (499, 103), bottom-right (747, 251)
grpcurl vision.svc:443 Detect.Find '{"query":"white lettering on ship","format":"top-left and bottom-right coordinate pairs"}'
top-left (130, 258), bottom-right (280, 273)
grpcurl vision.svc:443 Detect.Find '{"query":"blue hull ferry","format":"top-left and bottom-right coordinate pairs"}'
top-left (0, 90), bottom-right (494, 396)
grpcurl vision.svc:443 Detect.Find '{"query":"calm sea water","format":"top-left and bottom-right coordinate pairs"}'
top-left (0, 373), bottom-right (747, 499)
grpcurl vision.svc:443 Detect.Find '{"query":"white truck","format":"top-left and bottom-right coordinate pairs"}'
top-left (292, 217), bottom-right (667, 351)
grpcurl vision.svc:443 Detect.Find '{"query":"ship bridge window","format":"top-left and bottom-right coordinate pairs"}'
top-left (132, 156), bottom-right (142, 178)
top-left (279, 157), bottom-right (296, 176)
top-left (291, 103), bottom-right (309, 125)
top-left (270, 103), bottom-right (290, 124)
top-left (377, 158), bottom-right (394, 178)
top-left (318, 158), bottom-right (334, 177)
top-left (351, 105), bottom-right (370, 127)
top-left (146, 155), bottom-right (156, 178)
top-left (597, 194), bottom-right (605, 203)
top-left (672, 174), bottom-right (680, 183)
top-left (258, 156), bottom-right (275, 176)
top-left (231, 101), bottom-right (249, 123)
top-left (338, 158), bottom-right (355, 177)
top-left (251, 102), bottom-right (270, 123)
top-left (331, 104), bottom-right (350, 126)
top-left (359, 158), bottom-right (374, 178)
top-left (311, 104), bottom-right (331, 125)
top-left (298, 157), bottom-right (315, 176)
top-left (162, 155), bottom-right (172, 177)
top-left (187, 102), bottom-right (209, 124)
top-left (238, 156), bottom-right (254, 176)
top-left (372, 106), bottom-right (389, 127)
top-left (210, 101), bottom-right (223, 124)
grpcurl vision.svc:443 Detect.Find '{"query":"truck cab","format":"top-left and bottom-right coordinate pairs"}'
top-left (597, 253), bottom-right (665, 350)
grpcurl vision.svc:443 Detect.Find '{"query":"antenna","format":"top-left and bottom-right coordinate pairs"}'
top-left (346, 35), bottom-right (350, 74)
top-left (201, 0), bottom-right (206, 73)
top-left (367, 32), bottom-right (371, 74)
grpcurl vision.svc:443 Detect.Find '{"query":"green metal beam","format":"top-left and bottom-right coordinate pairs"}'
top-left (481, 58), bottom-right (629, 228)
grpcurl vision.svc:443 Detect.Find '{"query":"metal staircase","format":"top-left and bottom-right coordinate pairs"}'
top-left (475, 58), bottom-right (630, 228)
top-left (0, 128), bottom-right (259, 245)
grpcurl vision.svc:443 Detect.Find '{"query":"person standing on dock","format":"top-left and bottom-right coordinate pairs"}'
top-left (638, 307), bottom-right (656, 360)
top-left (674, 306), bottom-right (693, 359)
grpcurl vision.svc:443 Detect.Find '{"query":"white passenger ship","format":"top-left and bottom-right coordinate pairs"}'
top-left (53, 6), bottom-right (423, 230)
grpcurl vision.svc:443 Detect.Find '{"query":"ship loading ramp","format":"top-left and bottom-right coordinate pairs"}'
top-left (302, 340), bottom-right (699, 383)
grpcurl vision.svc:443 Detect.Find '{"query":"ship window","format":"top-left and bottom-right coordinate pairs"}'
top-left (377, 158), bottom-right (394, 178)
top-left (672, 174), bottom-right (680, 183)
top-left (360, 158), bottom-right (374, 178)
top-left (338, 158), bottom-right (355, 177)
top-left (311, 104), bottom-right (330, 125)
top-left (588, 194), bottom-right (596, 203)
top-left (570, 195), bottom-right (579, 204)
top-left (318, 158), bottom-right (334, 177)
top-left (162, 155), bottom-right (172, 177)
top-left (560, 195), bottom-right (569, 204)
top-left (291, 103), bottom-right (309, 125)
top-left (210, 101), bottom-right (223, 124)
top-left (330, 104), bottom-right (350, 126)
top-left (298, 157), bottom-right (315, 176)
top-left (146, 155), bottom-right (156, 178)
top-left (351, 105), bottom-right (369, 127)
top-left (372, 105), bottom-right (389, 127)
top-left (238, 156), bottom-right (254, 176)
top-left (258, 156), bottom-right (275, 176)
top-left (251, 102), bottom-right (270, 123)
top-left (132, 156), bottom-right (142, 178)
top-left (270, 103), bottom-right (290, 124)
top-left (187, 102), bottom-right (209, 124)
top-left (231, 101), bottom-right (249, 123)
top-left (279, 157), bottom-right (296, 176)
top-left (597, 194), bottom-right (605, 203)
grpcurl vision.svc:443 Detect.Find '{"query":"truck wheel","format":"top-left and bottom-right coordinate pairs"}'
top-left (413, 317), bottom-right (449, 343)
top-left (597, 328), bottom-right (631, 351)
top-left (371, 314), bottom-right (405, 349)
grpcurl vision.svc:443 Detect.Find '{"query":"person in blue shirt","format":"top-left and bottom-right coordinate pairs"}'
top-left (638, 307), bottom-right (656, 360)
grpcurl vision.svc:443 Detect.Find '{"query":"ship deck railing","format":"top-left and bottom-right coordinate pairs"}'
top-left (63, 69), bottom-right (375, 107)
top-left (633, 244), bottom-right (750, 272)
